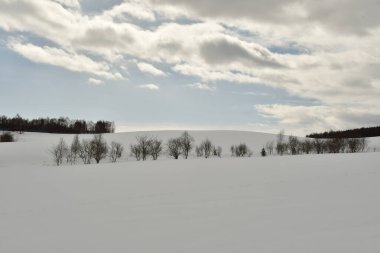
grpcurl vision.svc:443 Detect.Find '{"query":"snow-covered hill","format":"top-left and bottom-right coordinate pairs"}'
top-left (0, 130), bottom-right (280, 167)
top-left (1, 130), bottom-right (379, 167)
top-left (1, 131), bottom-right (380, 252)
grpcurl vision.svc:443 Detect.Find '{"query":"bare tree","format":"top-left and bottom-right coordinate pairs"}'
top-left (347, 138), bottom-right (360, 153)
top-left (301, 139), bottom-right (313, 154)
top-left (230, 145), bottom-right (235, 157)
top-left (358, 138), bottom-right (368, 152)
top-left (130, 144), bottom-right (142, 161)
top-left (167, 138), bottom-right (182, 159)
top-left (135, 135), bottom-right (152, 161)
top-left (346, 138), bottom-right (368, 153)
top-left (78, 139), bottom-right (92, 164)
top-left (265, 141), bottom-right (274, 155)
top-left (149, 138), bottom-right (163, 160)
top-left (79, 139), bottom-right (93, 164)
top-left (276, 130), bottom-right (286, 155)
top-left (109, 142), bottom-right (124, 162)
top-left (200, 139), bottom-right (213, 158)
top-left (288, 135), bottom-right (300, 155)
top-left (51, 138), bottom-right (68, 166)
top-left (231, 143), bottom-right (251, 157)
top-left (313, 138), bottom-right (325, 154)
top-left (214, 146), bottom-right (222, 158)
top-left (67, 135), bottom-right (81, 164)
top-left (180, 131), bottom-right (194, 159)
top-left (325, 138), bottom-right (346, 153)
top-left (91, 134), bottom-right (108, 164)
top-left (196, 145), bottom-right (204, 157)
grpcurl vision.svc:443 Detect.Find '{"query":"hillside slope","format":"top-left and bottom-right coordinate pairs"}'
top-left (1, 153), bottom-right (380, 252)
top-left (0, 130), bottom-right (280, 167)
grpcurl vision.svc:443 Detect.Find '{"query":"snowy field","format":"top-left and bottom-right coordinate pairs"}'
top-left (1, 131), bottom-right (380, 252)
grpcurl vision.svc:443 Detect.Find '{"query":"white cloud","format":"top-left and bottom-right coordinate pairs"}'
top-left (88, 78), bottom-right (104, 85)
top-left (187, 83), bottom-right (215, 91)
top-left (255, 104), bottom-right (380, 135)
top-left (1, 0), bottom-right (380, 131)
top-left (138, 83), bottom-right (160, 90)
top-left (52, 0), bottom-right (80, 9)
top-left (8, 40), bottom-right (122, 80)
top-left (137, 62), bottom-right (166, 76)
top-left (101, 1), bottom-right (156, 22)
top-left (150, 0), bottom-right (380, 34)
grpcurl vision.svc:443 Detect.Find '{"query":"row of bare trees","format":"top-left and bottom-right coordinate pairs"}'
top-left (230, 143), bottom-right (253, 157)
top-left (51, 130), bottom-right (370, 166)
top-left (130, 135), bottom-right (163, 161)
top-left (130, 132), bottom-right (223, 160)
top-left (263, 131), bottom-right (368, 156)
top-left (51, 131), bottom-right (226, 166)
top-left (51, 134), bottom-right (123, 166)
top-left (195, 139), bottom-right (222, 158)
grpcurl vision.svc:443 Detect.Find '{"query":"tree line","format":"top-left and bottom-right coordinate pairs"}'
top-left (50, 130), bottom-right (372, 166)
top-left (0, 114), bottom-right (115, 134)
top-left (51, 131), bottom-right (224, 166)
top-left (307, 126), bottom-right (380, 139)
top-left (262, 131), bottom-right (369, 156)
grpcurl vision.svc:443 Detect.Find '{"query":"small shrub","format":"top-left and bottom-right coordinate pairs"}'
top-left (261, 148), bottom-right (267, 157)
top-left (0, 132), bottom-right (14, 142)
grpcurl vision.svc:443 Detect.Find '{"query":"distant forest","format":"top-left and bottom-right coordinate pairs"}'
top-left (307, 126), bottom-right (380, 139)
top-left (0, 115), bottom-right (115, 134)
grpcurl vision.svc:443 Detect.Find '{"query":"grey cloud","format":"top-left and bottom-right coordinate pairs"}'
top-left (151, 0), bottom-right (380, 34)
top-left (339, 112), bottom-right (380, 126)
top-left (72, 26), bottom-right (134, 49)
top-left (200, 38), bottom-right (283, 68)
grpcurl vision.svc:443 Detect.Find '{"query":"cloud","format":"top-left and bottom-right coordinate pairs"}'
top-left (200, 36), bottom-right (283, 68)
top-left (138, 83), bottom-right (160, 90)
top-left (101, 1), bottom-right (156, 22)
top-left (187, 83), bottom-right (216, 91)
top-left (255, 104), bottom-right (380, 135)
top-left (173, 64), bottom-right (261, 83)
top-left (8, 40), bottom-right (122, 80)
top-left (137, 62), bottom-right (166, 76)
top-left (88, 78), bottom-right (104, 85)
top-left (52, 0), bottom-right (80, 9)
top-left (1, 0), bottom-right (380, 132)
top-left (150, 0), bottom-right (380, 34)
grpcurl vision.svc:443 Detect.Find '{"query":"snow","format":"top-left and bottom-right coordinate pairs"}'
top-left (1, 131), bottom-right (380, 252)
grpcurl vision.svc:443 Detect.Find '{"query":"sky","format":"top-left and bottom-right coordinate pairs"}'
top-left (0, 0), bottom-right (380, 135)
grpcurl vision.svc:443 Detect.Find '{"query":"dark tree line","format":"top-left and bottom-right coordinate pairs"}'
top-left (0, 114), bottom-right (115, 134)
top-left (307, 126), bottom-right (380, 139)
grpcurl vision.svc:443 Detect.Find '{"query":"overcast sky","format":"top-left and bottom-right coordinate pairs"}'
top-left (1, 0), bottom-right (379, 135)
